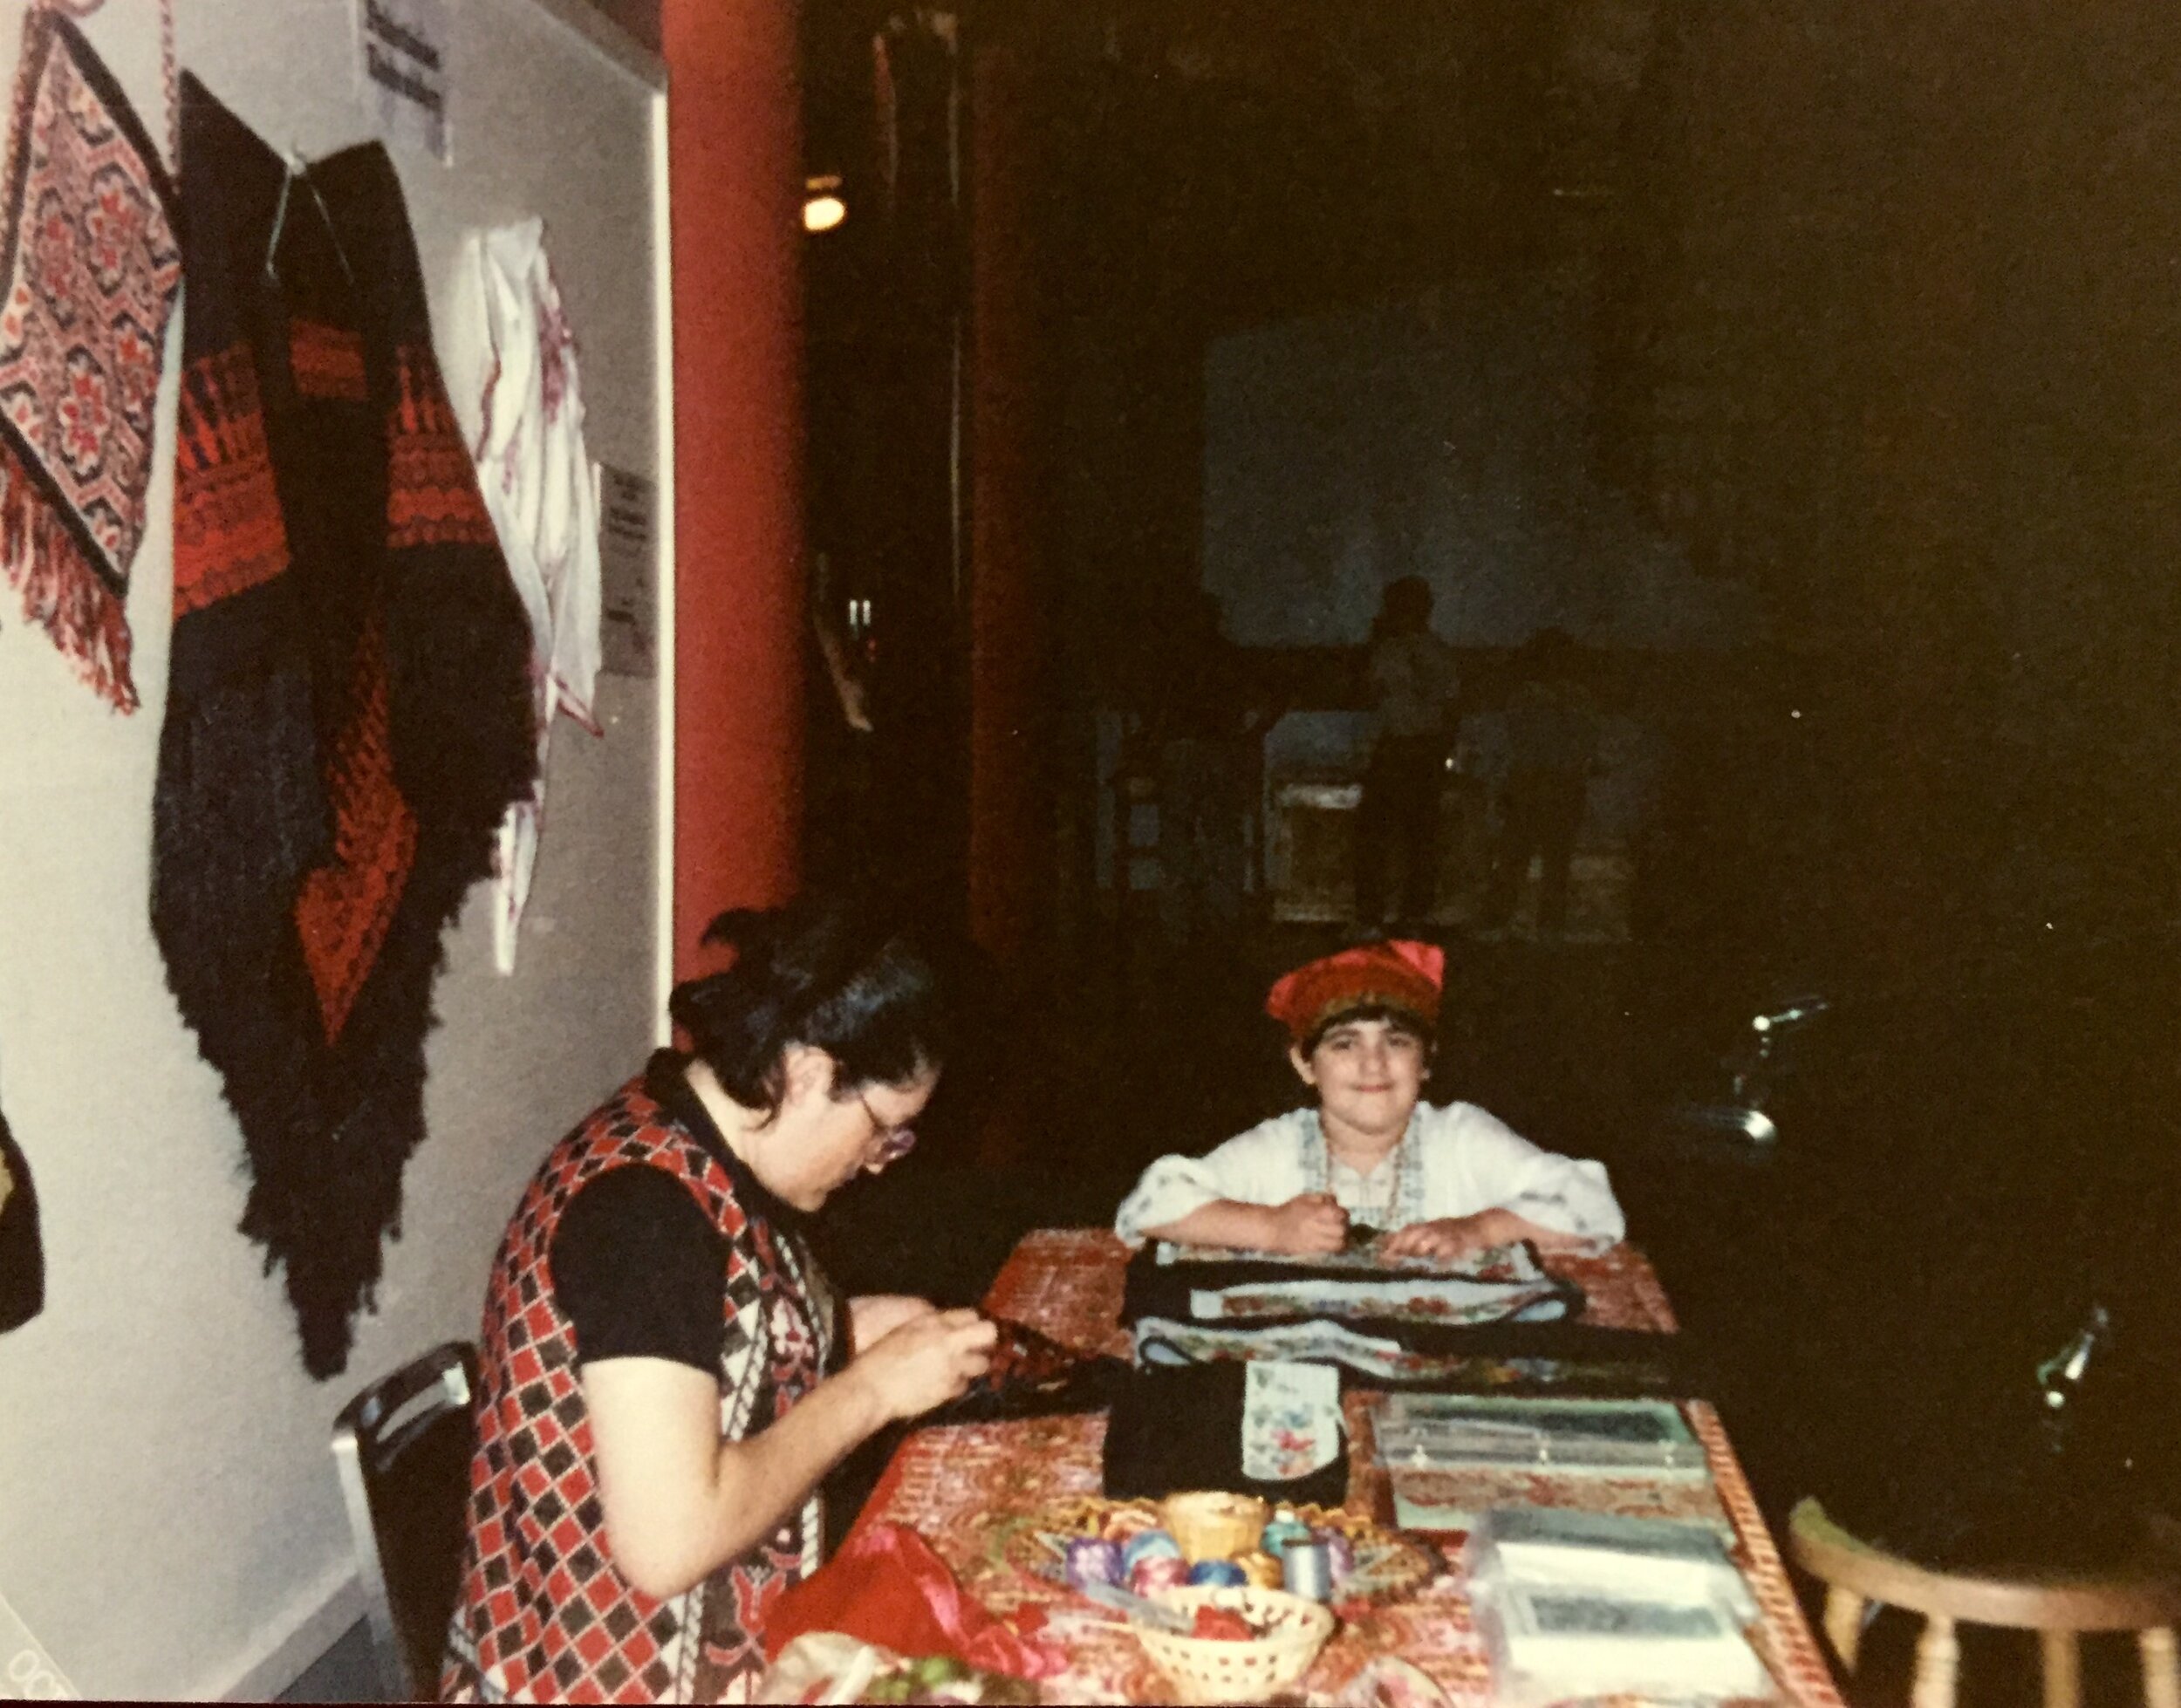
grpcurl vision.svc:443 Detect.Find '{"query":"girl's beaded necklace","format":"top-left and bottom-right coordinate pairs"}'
top-left (1305, 1109), bottom-right (1423, 1230)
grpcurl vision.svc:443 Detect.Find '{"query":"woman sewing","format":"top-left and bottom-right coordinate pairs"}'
top-left (442, 898), bottom-right (996, 1704)
top-left (1114, 939), bottom-right (1624, 1262)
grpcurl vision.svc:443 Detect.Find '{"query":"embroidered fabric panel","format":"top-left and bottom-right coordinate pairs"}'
top-left (291, 615), bottom-right (417, 1043)
top-left (445, 1078), bottom-right (832, 1705)
top-left (387, 341), bottom-right (496, 549)
top-left (172, 343), bottom-right (291, 614)
top-left (287, 317), bottom-right (368, 403)
top-left (0, 9), bottom-right (180, 708)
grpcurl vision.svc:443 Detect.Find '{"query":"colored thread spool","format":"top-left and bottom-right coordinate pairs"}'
top-left (1186, 1558), bottom-right (1249, 1588)
top-left (1129, 1553), bottom-right (1191, 1596)
top-left (1101, 1507), bottom-right (1159, 1545)
top-left (1315, 1528), bottom-right (1356, 1588)
top-left (1063, 1536), bottom-right (1124, 1590)
top-left (1121, 1528), bottom-right (1183, 1576)
top-left (1282, 1539), bottom-right (1334, 1602)
top-left (1261, 1516), bottom-right (1314, 1556)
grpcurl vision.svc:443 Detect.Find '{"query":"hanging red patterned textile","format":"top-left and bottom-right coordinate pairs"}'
top-left (154, 76), bottom-right (534, 1377)
top-left (0, 7), bottom-right (181, 710)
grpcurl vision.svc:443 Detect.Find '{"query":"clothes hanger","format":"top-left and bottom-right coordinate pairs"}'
top-left (263, 144), bottom-right (356, 289)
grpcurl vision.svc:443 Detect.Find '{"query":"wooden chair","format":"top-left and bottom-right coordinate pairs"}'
top-left (1788, 1497), bottom-right (2181, 1708)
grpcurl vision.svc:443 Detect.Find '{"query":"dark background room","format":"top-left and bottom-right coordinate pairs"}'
top-left (800, 0), bottom-right (2181, 1696)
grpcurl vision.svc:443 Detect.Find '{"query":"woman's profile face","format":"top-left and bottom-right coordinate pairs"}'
top-left (1290, 1017), bottom-right (1428, 1141)
top-left (756, 1054), bottom-right (940, 1213)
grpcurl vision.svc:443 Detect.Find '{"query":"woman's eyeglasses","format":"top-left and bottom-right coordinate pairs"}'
top-left (856, 1090), bottom-right (918, 1165)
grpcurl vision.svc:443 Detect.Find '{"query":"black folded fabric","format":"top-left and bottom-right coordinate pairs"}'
top-left (1103, 1363), bottom-right (1350, 1507)
top-left (1130, 1319), bottom-right (1711, 1398)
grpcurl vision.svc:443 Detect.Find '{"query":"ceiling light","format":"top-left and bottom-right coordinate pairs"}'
top-left (803, 174), bottom-right (846, 233)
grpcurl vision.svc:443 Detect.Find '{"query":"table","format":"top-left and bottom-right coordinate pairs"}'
top-left (852, 1230), bottom-right (1843, 1705)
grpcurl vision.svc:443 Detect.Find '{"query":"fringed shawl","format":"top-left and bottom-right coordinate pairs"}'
top-left (154, 78), bottom-right (534, 1377)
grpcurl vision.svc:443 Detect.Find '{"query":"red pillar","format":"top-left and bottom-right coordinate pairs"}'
top-left (665, 0), bottom-right (805, 975)
top-left (966, 41), bottom-right (1046, 979)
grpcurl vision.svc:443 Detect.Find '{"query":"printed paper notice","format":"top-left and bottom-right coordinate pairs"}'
top-left (356, 0), bottom-right (451, 164)
top-left (598, 467), bottom-right (658, 678)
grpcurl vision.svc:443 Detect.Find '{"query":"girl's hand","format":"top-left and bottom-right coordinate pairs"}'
top-left (848, 1308), bottom-right (997, 1423)
top-left (1267, 1192), bottom-right (1349, 1254)
top-left (1381, 1212), bottom-right (1507, 1263)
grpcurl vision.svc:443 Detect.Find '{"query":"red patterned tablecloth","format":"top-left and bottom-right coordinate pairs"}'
top-left (851, 1230), bottom-right (1839, 1705)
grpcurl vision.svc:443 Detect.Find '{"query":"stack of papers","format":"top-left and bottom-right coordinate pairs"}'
top-left (1465, 1506), bottom-right (1771, 1702)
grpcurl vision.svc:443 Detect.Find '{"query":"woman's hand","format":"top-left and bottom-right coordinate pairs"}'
top-left (1266, 1192), bottom-right (1350, 1255)
top-left (847, 1308), bottom-right (997, 1424)
top-left (848, 1294), bottom-right (936, 1352)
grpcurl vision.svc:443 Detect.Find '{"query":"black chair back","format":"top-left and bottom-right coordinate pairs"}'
top-left (331, 1342), bottom-right (478, 1700)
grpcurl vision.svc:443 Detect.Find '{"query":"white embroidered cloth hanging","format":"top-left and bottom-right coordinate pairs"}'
top-left (463, 217), bottom-right (603, 973)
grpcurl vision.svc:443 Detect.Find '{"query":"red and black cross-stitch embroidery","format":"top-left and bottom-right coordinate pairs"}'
top-left (443, 1076), bottom-right (835, 1705)
top-left (388, 341), bottom-right (496, 550)
top-left (292, 615), bottom-right (418, 1045)
top-left (173, 343), bottom-right (291, 616)
top-left (154, 79), bottom-right (535, 1379)
top-left (286, 317), bottom-right (368, 404)
top-left (0, 7), bottom-right (180, 710)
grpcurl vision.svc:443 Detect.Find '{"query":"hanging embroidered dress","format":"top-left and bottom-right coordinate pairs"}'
top-left (153, 78), bottom-right (534, 1377)
top-left (458, 216), bottom-right (604, 974)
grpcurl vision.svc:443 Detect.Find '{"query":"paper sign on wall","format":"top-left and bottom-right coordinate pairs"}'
top-left (598, 467), bottom-right (657, 678)
top-left (355, 0), bottom-right (451, 164)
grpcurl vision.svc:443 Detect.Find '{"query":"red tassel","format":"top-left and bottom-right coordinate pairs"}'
top-left (0, 441), bottom-right (139, 713)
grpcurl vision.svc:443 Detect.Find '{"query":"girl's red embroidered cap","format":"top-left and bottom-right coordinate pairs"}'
top-left (1265, 939), bottom-right (1446, 1044)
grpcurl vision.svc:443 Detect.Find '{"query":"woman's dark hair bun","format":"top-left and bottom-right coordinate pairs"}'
top-left (669, 894), bottom-right (948, 1119)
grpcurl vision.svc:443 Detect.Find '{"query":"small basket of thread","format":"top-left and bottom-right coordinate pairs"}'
top-left (1136, 1585), bottom-right (1337, 1705)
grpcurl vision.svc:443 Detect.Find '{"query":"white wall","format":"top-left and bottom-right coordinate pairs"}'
top-left (0, 3), bottom-right (665, 1698)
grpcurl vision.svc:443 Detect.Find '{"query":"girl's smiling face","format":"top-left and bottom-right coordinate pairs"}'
top-left (1289, 1015), bottom-right (1429, 1144)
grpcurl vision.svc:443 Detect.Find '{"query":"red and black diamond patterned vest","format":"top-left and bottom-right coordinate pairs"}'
top-left (441, 1071), bottom-right (836, 1704)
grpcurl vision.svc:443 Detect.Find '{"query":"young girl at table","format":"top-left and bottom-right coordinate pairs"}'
top-left (1114, 939), bottom-right (1624, 1262)
top-left (442, 898), bottom-right (996, 1705)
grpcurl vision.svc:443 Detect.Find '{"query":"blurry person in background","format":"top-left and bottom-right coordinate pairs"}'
top-left (1154, 589), bottom-right (1282, 952)
top-left (1356, 577), bottom-right (1461, 933)
top-left (1490, 628), bottom-right (1602, 938)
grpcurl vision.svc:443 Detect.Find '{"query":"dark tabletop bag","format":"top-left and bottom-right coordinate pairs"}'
top-left (1103, 1361), bottom-right (1350, 1507)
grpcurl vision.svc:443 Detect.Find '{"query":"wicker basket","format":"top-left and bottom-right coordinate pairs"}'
top-left (1159, 1491), bottom-right (1268, 1562)
top-left (1136, 1586), bottom-right (1337, 1705)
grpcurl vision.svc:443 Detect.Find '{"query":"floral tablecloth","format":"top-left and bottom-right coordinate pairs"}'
top-left (850, 1230), bottom-right (1840, 1705)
